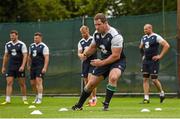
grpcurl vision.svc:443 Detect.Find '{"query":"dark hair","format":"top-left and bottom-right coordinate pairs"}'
top-left (94, 13), bottom-right (107, 23)
top-left (34, 32), bottom-right (42, 37)
top-left (10, 30), bottom-right (18, 35)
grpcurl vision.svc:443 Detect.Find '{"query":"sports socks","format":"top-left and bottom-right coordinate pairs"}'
top-left (104, 84), bottom-right (117, 104)
top-left (144, 95), bottom-right (149, 100)
top-left (6, 96), bottom-right (11, 102)
top-left (22, 96), bottom-right (27, 101)
top-left (160, 91), bottom-right (165, 96)
top-left (38, 93), bottom-right (43, 99)
top-left (77, 88), bottom-right (91, 107)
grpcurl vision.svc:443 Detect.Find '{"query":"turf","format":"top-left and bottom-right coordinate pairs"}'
top-left (0, 96), bottom-right (180, 118)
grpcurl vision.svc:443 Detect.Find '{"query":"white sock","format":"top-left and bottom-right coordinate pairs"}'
top-left (160, 91), bottom-right (165, 96)
top-left (144, 95), bottom-right (149, 100)
top-left (22, 96), bottom-right (27, 101)
top-left (38, 93), bottom-right (43, 99)
top-left (6, 96), bottom-right (11, 102)
top-left (36, 95), bottom-right (38, 99)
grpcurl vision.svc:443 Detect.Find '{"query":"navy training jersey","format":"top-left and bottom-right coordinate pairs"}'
top-left (5, 40), bottom-right (27, 69)
top-left (78, 36), bottom-right (97, 63)
top-left (140, 33), bottom-right (164, 60)
top-left (92, 27), bottom-right (125, 60)
top-left (29, 42), bottom-right (49, 68)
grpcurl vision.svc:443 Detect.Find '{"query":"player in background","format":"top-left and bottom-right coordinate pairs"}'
top-left (1, 30), bottom-right (28, 105)
top-left (139, 24), bottom-right (170, 103)
top-left (78, 25), bottom-right (97, 106)
top-left (27, 32), bottom-right (49, 104)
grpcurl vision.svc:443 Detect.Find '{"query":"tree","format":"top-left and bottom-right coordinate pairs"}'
top-left (60, 0), bottom-right (108, 17)
top-left (0, 0), bottom-right (24, 22)
top-left (0, 0), bottom-right (70, 22)
top-left (107, 0), bottom-right (177, 16)
top-left (0, 0), bottom-right (177, 22)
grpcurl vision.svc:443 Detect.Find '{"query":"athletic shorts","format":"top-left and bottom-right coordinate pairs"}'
top-left (81, 62), bottom-right (95, 78)
top-left (30, 67), bottom-right (44, 80)
top-left (6, 69), bottom-right (25, 78)
top-left (92, 59), bottom-right (126, 79)
top-left (141, 59), bottom-right (159, 75)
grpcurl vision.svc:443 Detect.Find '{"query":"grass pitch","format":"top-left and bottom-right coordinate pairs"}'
top-left (0, 96), bottom-right (180, 118)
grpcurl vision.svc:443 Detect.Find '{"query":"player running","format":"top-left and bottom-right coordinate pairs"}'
top-left (72, 13), bottom-right (126, 111)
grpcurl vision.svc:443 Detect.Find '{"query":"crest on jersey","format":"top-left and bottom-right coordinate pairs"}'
top-left (118, 65), bottom-right (122, 69)
top-left (18, 44), bottom-right (20, 47)
top-left (81, 41), bottom-right (85, 45)
top-left (92, 70), bottom-right (95, 74)
top-left (96, 34), bottom-right (100, 39)
top-left (31, 45), bottom-right (34, 48)
top-left (154, 70), bottom-right (157, 73)
top-left (8, 44), bottom-right (11, 47)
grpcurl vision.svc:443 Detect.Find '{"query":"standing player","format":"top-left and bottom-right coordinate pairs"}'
top-left (78, 25), bottom-right (97, 106)
top-left (72, 13), bottom-right (126, 111)
top-left (1, 30), bottom-right (28, 105)
top-left (139, 24), bottom-right (170, 103)
top-left (27, 32), bottom-right (49, 104)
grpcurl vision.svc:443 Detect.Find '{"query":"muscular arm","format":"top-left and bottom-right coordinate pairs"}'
top-left (42, 54), bottom-right (49, 73)
top-left (77, 49), bottom-right (82, 57)
top-left (2, 53), bottom-right (9, 74)
top-left (159, 40), bottom-right (170, 59)
top-left (19, 53), bottom-right (27, 72)
top-left (101, 47), bottom-right (121, 65)
top-left (83, 43), bottom-right (97, 57)
top-left (139, 43), bottom-right (143, 49)
top-left (27, 55), bottom-right (31, 71)
top-left (77, 49), bottom-right (85, 61)
top-left (22, 53), bottom-right (27, 68)
top-left (139, 43), bottom-right (144, 57)
top-left (91, 47), bottom-right (122, 67)
top-left (43, 54), bottom-right (49, 70)
top-left (152, 39), bottom-right (170, 61)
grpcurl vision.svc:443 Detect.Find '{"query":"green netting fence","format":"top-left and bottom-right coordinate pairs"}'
top-left (0, 11), bottom-right (177, 95)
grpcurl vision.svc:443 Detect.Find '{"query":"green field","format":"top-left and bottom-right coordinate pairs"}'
top-left (0, 96), bottom-right (180, 118)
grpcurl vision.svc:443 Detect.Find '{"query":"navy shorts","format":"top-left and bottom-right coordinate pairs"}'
top-left (81, 62), bottom-right (95, 78)
top-left (6, 69), bottom-right (25, 78)
top-left (92, 59), bottom-right (126, 79)
top-left (141, 60), bottom-right (159, 75)
top-left (30, 67), bottom-right (44, 80)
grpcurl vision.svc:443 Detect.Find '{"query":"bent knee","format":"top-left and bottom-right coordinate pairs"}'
top-left (109, 75), bottom-right (119, 84)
